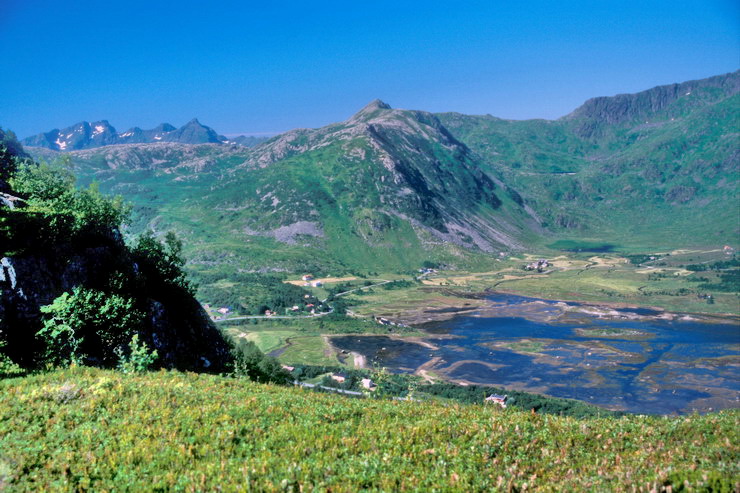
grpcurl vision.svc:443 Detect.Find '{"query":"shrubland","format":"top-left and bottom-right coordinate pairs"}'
top-left (0, 368), bottom-right (737, 492)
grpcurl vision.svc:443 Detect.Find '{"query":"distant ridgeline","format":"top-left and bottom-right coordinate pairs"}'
top-left (20, 70), bottom-right (740, 275)
top-left (0, 128), bottom-right (232, 372)
top-left (22, 119), bottom-right (268, 150)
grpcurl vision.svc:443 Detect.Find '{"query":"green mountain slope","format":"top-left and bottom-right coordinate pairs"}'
top-left (31, 101), bottom-right (542, 273)
top-left (437, 71), bottom-right (740, 249)
top-left (1, 368), bottom-right (737, 491)
top-left (24, 71), bottom-right (740, 274)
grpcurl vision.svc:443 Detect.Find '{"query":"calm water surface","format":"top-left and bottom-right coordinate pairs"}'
top-left (332, 294), bottom-right (740, 414)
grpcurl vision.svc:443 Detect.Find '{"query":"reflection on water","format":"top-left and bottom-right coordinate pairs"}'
top-left (332, 294), bottom-right (740, 414)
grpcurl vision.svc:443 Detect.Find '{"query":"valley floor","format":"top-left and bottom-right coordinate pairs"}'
top-left (221, 249), bottom-right (739, 374)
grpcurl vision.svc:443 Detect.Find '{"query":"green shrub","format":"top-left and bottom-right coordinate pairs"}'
top-left (38, 288), bottom-right (144, 367)
top-left (232, 339), bottom-right (291, 384)
top-left (131, 230), bottom-right (194, 295)
top-left (0, 338), bottom-right (23, 378)
top-left (115, 334), bottom-right (158, 373)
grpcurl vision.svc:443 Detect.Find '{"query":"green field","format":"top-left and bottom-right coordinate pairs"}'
top-left (1, 368), bottom-right (737, 491)
top-left (340, 250), bottom-right (740, 318)
top-left (215, 249), bottom-right (739, 373)
top-left (277, 335), bottom-right (341, 366)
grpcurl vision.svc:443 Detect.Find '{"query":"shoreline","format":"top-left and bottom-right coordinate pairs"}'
top-left (385, 288), bottom-right (740, 328)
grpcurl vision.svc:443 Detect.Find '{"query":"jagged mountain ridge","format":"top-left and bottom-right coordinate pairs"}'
top-left (22, 119), bottom-right (266, 151)
top-left (29, 99), bottom-right (540, 272)
top-left (20, 70), bottom-right (740, 273)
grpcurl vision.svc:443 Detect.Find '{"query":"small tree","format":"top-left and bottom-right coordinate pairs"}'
top-left (370, 366), bottom-right (392, 398)
top-left (232, 339), bottom-right (291, 384)
top-left (232, 340), bottom-right (265, 381)
top-left (115, 334), bottom-right (158, 373)
top-left (131, 230), bottom-right (194, 295)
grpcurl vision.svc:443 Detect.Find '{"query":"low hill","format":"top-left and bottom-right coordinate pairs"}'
top-left (1, 367), bottom-right (736, 491)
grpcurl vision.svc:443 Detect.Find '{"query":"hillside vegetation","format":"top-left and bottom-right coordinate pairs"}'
top-left (27, 71), bottom-right (739, 276)
top-left (0, 128), bottom-right (232, 373)
top-left (1, 368), bottom-right (737, 492)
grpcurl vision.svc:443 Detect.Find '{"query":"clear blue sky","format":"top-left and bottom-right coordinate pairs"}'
top-left (1, 0), bottom-right (738, 138)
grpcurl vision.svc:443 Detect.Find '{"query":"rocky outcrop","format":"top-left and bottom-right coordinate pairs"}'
top-left (563, 70), bottom-right (740, 138)
top-left (0, 134), bottom-right (233, 371)
top-left (0, 222), bottom-right (232, 370)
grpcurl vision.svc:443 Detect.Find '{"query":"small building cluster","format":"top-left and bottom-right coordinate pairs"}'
top-left (203, 303), bottom-right (233, 320)
top-left (375, 317), bottom-right (409, 329)
top-left (524, 259), bottom-right (550, 272)
top-left (330, 373), bottom-right (376, 391)
top-left (485, 394), bottom-right (508, 408)
top-left (300, 274), bottom-right (323, 287)
top-left (331, 373), bottom-right (348, 383)
top-left (361, 378), bottom-right (377, 391)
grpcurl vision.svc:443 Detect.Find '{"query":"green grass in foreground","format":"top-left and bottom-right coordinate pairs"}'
top-left (1, 368), bottom-right (738, 491)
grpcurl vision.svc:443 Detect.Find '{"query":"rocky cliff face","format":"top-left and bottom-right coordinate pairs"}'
top-left (0, 232), bottom-right (231, 371)
top-left (0, 132), bottom-right (233, 371)
top-left (562, 70), bottom-right (740, 138)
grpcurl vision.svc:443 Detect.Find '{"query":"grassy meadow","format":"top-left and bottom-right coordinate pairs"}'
top-left (339, 249), bottom-right (739, 318)
top-left (1, 368), bottom-right (738, 492)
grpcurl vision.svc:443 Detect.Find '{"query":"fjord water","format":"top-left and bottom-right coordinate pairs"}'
top-left (333, 294), bottom-right (740, 414)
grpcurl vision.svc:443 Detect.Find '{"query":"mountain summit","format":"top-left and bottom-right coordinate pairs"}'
top-left (22, 119), bottom-right (231, 150)
top-left (350, 99), bottom-right (393, 122)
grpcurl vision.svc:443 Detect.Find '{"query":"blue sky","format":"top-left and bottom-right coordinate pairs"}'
top-left (1, 0), bottom-right (738, 138)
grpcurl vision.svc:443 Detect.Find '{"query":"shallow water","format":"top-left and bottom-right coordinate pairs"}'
top-left (332, 294), bottom-right (740, 414)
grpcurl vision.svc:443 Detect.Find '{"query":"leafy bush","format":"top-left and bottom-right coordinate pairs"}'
top-left (38, 288), bottom-right (143, 367)
top-left (9, 162), bottom-right (128, 240)
top-left (0, 337), bottom-right (23, 378)
top-left (382, 279), bottom-right (415, 290)
top-left (131, 230), bottom-right (194, 295)
top-left (624, 254), bottom-right (653, 265)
